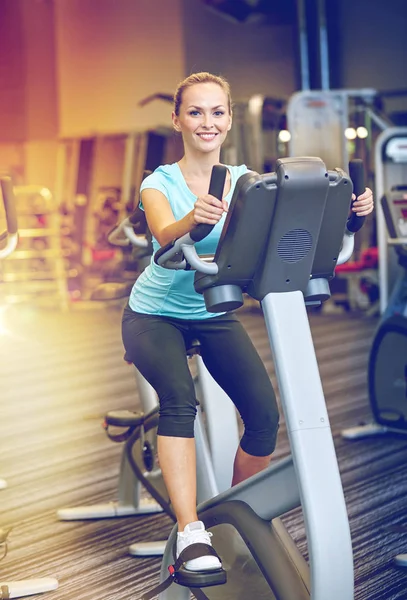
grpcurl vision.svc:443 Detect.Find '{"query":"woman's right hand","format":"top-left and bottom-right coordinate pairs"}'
top-left (193, 194), bottom-right (228, 225)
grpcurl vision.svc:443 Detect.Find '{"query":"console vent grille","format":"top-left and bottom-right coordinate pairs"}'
top-left (277, 229), bottom-right (312, 263)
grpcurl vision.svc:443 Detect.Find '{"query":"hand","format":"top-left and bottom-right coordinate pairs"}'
top-left (193, 194), bottom-right (228, 225)
top-left (352, 187), bottom-right (374, 217)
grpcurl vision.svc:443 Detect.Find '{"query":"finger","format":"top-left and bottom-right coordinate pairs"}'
top-left (198, 195), bottom-right (224, 211)
top-left (196, 202), bottom-right (223, 217)
top-left (353, 199), bottom-right (373, 208)
top-left (195, 206), bottom-right (222, 222)
top-left (203, 206), bottom-right (224, 217)
top-left (353, 195), bottom-right (374, 205)
top-left (353, 207), bottom-right (373, 214)
top-left (355, 207), bottom-right (373, 216)
top-left (195, 214), bottom-right (220, 225)
top-left (352, 204), bottom-right (374, 213)
top-left (357, 187), bottom-right (373, 201)
top-left (205, 194), bottom-right (225, 208)
top-left (222, 200), bottom-right (229, 212)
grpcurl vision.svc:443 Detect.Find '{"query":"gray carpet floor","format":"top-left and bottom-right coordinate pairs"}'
top-left (0, 303), bottom-right (406, 599)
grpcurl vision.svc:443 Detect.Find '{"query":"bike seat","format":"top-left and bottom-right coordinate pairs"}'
top-left (186, 338), bottom-right (201, 357)
top-left (105, 410), bottom-right (145, 427)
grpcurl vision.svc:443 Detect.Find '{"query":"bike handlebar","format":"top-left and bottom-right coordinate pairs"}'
top-left (335, 159), bottom-right (367, 265)
top-left (153, 160), bottom-right (366, 273)
top-left (154, 165), bottom-right (227, 268)
top-left (107, 216), bottom-right (149, 249)
top-left (347, 159), bottom-right (366, 233)
top-left (189, 165), bottom-right (228, 242)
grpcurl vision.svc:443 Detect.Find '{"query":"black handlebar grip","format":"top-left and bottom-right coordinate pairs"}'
top-left (347, 159), bottom-right (366, 233)
top-left (128, 170), bottom-right (153, 232)
top-left (129, 209), bottom-right (141, 225)
top-left (0, 177), bottom-right (18, 235)
top-left (129, 206), bottom-right (147, 234)
top-left (208, 164), bottom-right (228, 199)
top-left (190, 165), bottom-right (227, 243)
top-left (154, 238), bottom-right (176, 264)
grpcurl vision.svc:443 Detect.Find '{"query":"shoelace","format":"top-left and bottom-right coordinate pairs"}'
top-left (182, 530), bottom-right (213, 546)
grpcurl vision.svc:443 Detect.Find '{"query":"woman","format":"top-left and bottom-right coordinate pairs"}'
top-left (122, 72), bottom-right (374, 572)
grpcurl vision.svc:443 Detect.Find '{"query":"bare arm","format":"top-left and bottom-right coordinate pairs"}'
top-left (141, 188), bottom-right (228, 247)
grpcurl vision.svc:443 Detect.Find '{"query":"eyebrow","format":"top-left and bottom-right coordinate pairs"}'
top-left (187, 105), bottom-right (226, 110)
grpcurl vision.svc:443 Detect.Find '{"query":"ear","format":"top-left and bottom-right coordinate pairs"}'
top-left (227, 114), bottom-right (232, 131)
top-left (172, 111), bottom-right (181, 132)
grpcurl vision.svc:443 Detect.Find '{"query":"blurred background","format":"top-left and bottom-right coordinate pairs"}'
top-left (0, 0), bottom-right (406, 307)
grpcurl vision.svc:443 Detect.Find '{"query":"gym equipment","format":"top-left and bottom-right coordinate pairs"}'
top-left (0, 577), bottom-right (58, 600)
top-left (53, 125), bottom-right (182, 298)
top-left (334, 247), bottom-right (379, 313)
top-left (88, 204), bottom-right (153, 302)
top-left (141, 157), bottom-right (365, 599)
top-left (0, 175), bottom-right (18, 490)
top-left (341, 184), bottom-right (407, 570)
top-left (375, 127), bottom-right (407, 312)
top-left (287, 89), bottom-right (389, 171)
top-left (0, 176), bottom-right (59, 599)
top-left (0, 178), bottom-right (18, 259)
top-left (343, 185), bottom-right (407, 440)
top-left (57, 199), bottom-right (240, 559)
top-left (342, 130), bottom-right (407, 440)
top-left (0, 184), bottom-right (69, 309)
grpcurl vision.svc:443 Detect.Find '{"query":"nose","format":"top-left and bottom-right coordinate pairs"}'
top-left (202, 113), bottom-right (214, 129)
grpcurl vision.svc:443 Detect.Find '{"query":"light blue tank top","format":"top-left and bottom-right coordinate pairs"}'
top-left (128, 162), bottom-right (248, 319)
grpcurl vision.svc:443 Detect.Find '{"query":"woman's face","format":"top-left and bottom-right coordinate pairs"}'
top-left (172, 82), bottom-right (232, 154)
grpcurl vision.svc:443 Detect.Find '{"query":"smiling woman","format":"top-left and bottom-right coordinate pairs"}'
top-left (121, 71), bottom-right (280, 575)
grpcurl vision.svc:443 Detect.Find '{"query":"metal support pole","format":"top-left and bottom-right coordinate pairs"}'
top-left (317, 0), bottom-right (330, 90)
top-left (297, 0), bottom-right (310, 90)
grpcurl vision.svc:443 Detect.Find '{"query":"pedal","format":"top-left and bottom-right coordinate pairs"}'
top-left (174, 566), bottom-right (227, 588)
top-left (172, 543), bottom-right (227, 589)
top-left (140, 540), bottom-right (226, 598)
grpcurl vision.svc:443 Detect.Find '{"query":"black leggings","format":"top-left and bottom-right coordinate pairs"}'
top-left (122, 306), bottom-right (279, 456)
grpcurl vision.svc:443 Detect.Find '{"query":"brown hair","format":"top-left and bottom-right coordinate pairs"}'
top-left (173, 72), bottom-right (232, 116)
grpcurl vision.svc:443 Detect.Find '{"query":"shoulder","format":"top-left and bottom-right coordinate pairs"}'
top-left (225, 164), bottom-right (250, 188)
top-left (140, 163), bottom-right (180, 193)
top-left (226, 164), bottom-right (250, 178)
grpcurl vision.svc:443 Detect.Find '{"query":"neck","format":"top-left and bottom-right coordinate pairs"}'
top-left (178, 148), bottom-right (222, 180)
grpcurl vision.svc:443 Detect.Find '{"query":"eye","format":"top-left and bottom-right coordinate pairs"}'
top-left (214, 111), bottom-right (225, 116)
top-left (189, 110), bottom-right (200, 116)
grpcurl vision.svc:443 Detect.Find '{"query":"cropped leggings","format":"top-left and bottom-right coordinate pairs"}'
top-left (122, 306), bottom-right (280, 456)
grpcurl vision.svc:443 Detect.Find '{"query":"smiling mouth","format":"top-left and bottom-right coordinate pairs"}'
top-left (197, 133), bottom-right (218, 141)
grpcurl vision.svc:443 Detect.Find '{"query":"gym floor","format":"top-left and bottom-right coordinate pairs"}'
top-left (1, 303), bottom-right (407, 600)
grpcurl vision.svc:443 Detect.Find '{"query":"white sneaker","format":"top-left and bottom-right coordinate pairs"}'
top-left (177, 521), bottom-right (222, 572)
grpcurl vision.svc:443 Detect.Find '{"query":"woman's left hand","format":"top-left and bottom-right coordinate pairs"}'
top-left (352, 187), bottom-right (374, 217)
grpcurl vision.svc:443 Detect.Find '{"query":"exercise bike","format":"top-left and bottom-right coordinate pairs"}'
top-left (140, 157), bottom-right (365, 600)
top-left (57, 204), bottom-right (241, 558)
top-left (342, 184), bottom-right (407, 567)
top-left (0, 176), bottom-right (59, 599)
